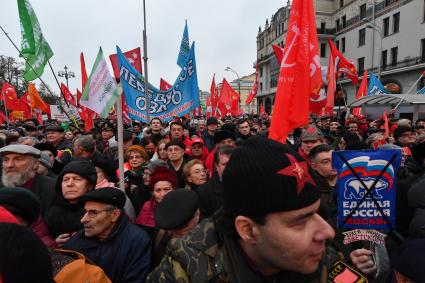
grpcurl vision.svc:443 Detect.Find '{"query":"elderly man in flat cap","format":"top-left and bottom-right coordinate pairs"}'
top-left (0, 144), bottom-right (56, 216)
top-left (64, 187), bottom-right (151, 283)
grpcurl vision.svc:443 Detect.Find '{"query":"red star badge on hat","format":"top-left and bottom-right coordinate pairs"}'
top-left (277, 154), bottom-right (316, 195)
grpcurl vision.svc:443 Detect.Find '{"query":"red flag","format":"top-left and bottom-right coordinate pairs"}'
top-left (210, 74), bottom-right (218, 117)
top-left (245, 63), bottom-right (259, 105)
top-left (77, 88), bottom-right (82, 106)
top-left (1, 83), bottom-right (21, 111)
top-left (219, 79), bottom-right (240, 116)
top-left (60, 83), bottom-right (77, 107)
top-left (77, 89), bottom-right (94, 132)
top-left (110, 47), bottom-right (142, 80)
top-left (328, 39), bottom-right (358, 85)
top-left (206, 97), bottom-right (212, 119)
top-left (80, 53), bottom-right (88, 92)
top-left (121, 95), bottom-right (131, 124)
top-left (160, 78), bottom-right (172, 91)
top-left (269, 0), bottom-right (323, 143)
top-left (28, 83), bottom-right (49, 113)
top-left (325, 52), bottom-right (337, 113)
top-left (352, 70), bottom-right (368, 116)
top-left (259, 102), bottom-right (265, 115)
top-left (19, 92), bottom-right (32, 118)
top-left (272, 44), bottom-right (284, 64)
top-left (0, 110), bottom-right (7, 123)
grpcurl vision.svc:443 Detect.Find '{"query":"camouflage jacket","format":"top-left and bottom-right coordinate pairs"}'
top-left (147, 215), bottom-right (343, 283)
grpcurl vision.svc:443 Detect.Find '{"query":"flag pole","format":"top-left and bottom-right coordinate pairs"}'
top-left (338, 81), bottom-right (347, 108)
top-left (393, 72), bottom-right (424, 111)
top-left (0, 25), bottom-right (76, 124)
top-left (47, 61), bottom-right (70, 108)
top-left (116, 85), bottom-right (125, 192)
top-left (142, 0), bottom-right (151, 123)
top-left (1, 90), bottom-right (9, 124)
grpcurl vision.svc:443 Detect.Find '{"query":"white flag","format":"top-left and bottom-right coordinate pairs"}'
top-left (81, 47), bottom-right (118, 118)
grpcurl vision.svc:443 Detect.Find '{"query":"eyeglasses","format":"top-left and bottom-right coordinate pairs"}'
top-left (191, 169), bottom-right (207, 175)
top-left (83, 208), bottom-right (114, 218)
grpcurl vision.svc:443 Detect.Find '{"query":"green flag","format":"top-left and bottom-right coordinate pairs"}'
top-left (17, 0), bottom-right (53, 81)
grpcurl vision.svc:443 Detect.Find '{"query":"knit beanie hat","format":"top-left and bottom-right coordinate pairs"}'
top-left (149, 166), bottom-right (178, 190)
top-left (222, 136), bottom-right (320, 218)
top-left (126, 145), bottom-right (149, 160)
top-left (55, 160), bottom-right (97, 194)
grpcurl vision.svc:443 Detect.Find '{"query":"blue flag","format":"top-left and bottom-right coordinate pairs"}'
top-left (417, 86), bottom-right (425, 94)
top-left (332, 149), bottom-right (401, 231)
top-left (368, 72), bottom-right (387, 95)
top-left (177, 21), bottom-right (190, 68)
top-left (117, 43), bottom-right (199, 122)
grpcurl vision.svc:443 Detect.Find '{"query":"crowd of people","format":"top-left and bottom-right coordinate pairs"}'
top-left (0, 110), bottom-right (424, 282)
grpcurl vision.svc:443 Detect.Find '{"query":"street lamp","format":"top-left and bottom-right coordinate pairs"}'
top-left (225, 66), bottom-right (241, 106)
top-left (57, 65), bottom-right (75, 89)
top-left (363, 19), bottom-right (383, 79)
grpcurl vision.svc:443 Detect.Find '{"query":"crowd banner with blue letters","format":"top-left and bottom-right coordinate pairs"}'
top-left (367, 72), bottom-right (387, 95)
top-left (332, 149), bottom-right (401, 231)
top-left (117, 43), bottom-right (199, 122)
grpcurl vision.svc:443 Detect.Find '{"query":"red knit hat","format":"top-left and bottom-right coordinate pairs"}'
top-left (149, 166), bottom-right (178, 190)
top-left (0, 206), bottom-right (19, 224)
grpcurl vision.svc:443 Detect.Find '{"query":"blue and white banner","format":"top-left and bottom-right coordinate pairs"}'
top-left (117, 43), bottom-right (199, 122)
top-left (177, 21), bottom-right (190, 69)
top-left (417, 86), bottom-right (425, 94)
top-left (368, 72), bottom-right (387, 95)
top-left (333, 149), bottom-right (401, 230)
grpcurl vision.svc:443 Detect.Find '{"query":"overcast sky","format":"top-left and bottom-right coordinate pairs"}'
top-left (1, 0), bottom-right (284, 94)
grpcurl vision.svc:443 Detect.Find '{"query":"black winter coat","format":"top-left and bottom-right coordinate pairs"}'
top-left (65, 215), bottom-right (152, 283)
top-left (196, 173), bottom-right (223, 219)
top-left (44, 197), bottom-right (85, 238)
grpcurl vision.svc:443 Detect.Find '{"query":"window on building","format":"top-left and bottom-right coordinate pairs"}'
top-left (336, 40), bottom-right (340, 50)
top-left (391, 46), bottom-right (398, 66)
top-left (360, 4), bottom-right (367, 20)
top-left (281, 23), bottom-right (285, 33)
top-left (259, 66), bottom-right (263, 78)
top-left (321, 22), bottom-right (326, 33)
top-left (320, 43), bottom-right (327, 57)
top-left (385, 0), bottom-right (398, 7)
top-left (340, 0), bottom-right (344, 7)
top-left (423, 0), bottom-right (425, 22)
top-left (342, 37), bottom-right (346, 52)
top-left (275, 29), bottom-right (278, 38)
top-left (359, 28), bottom-right (366, 46)
top-left (342, 15), bottom-right (347, 28)
top-left (382, 50), bottom-right (388, 68)
top-left (336, 19), bottom-right (340, 31)
top-left (260, 82), bottom-right (263, 91)
top-left (383, 17), bottom-right (390, 36)
top-left (393, 12), bottom-right (400, 33)
top-left (421, 38), bottom-right (425, 62)
top-left (358, 57), bottom-right (365, 74)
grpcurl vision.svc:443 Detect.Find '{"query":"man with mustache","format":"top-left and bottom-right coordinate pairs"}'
top-left (0, 144), bottom-right (56, 216)
top-left (64, 187), bottom-right (152, 282)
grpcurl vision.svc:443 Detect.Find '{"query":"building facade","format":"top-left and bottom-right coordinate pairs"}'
top-left (257, 0), bottom-right (425, 115)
